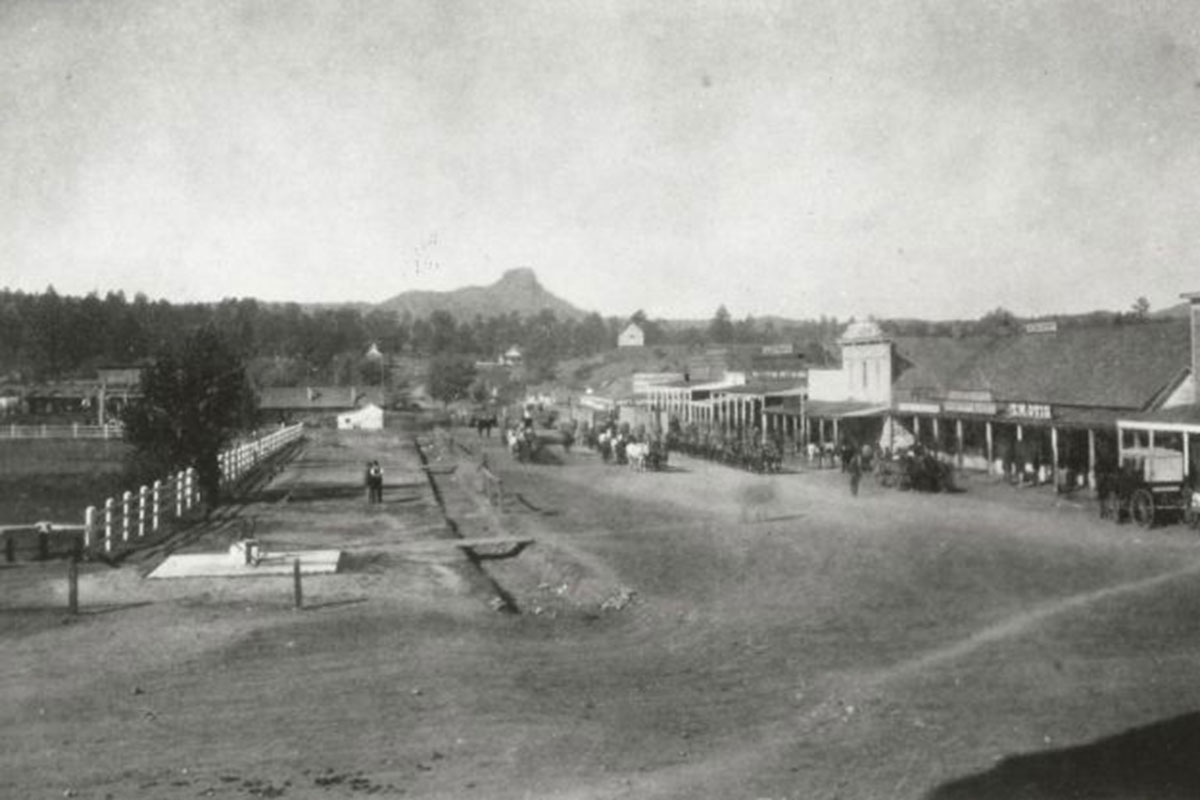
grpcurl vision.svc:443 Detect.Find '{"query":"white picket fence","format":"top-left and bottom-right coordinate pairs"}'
top-left (82, 423), bottom-right (304, 553)
top-left (1, 423), bottom-right (124, 440)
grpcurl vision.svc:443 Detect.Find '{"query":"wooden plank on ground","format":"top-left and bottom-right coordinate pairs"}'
top-left (400, 536), bottom-right (533, 550)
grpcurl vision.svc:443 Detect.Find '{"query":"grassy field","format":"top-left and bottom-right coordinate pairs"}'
top-left (0, 439), bottom-right (132, 525)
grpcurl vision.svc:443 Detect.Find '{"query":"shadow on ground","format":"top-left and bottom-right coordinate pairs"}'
top-left (258, 485), bottom-right (366, 503)
top-left (926, 711), bottom-right (1200, 799)
top-left (513, 493), bottom-right (560, 516)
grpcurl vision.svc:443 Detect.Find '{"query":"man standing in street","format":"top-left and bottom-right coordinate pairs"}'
top-left (369, 460), bottom-right (384, 503)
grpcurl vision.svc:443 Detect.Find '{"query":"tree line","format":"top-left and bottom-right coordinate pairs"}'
top-left (0, 288), bottom-right (618, 385)
top-left (0, 286), bottom-right (1157, 387)
top-left (0, 289), bottom-right (840, 386)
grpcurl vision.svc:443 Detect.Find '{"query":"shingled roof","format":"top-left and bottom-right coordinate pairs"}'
top-left (258, 386), bottom-right (384, 411)
top-left (892, 336), bottom-right (995, 400)
top-left (946, 320), bottom-right (1190, 409)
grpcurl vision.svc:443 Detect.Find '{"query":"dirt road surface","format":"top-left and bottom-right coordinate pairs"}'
top-left (5, 423), bottom-right (1200, 799)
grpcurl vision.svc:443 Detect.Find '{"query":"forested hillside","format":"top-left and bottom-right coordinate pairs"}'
top-left (0, 288), bottom-right (618, 386)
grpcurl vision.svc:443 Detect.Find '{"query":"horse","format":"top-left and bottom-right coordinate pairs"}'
top-left (626, 442), bottom-right (650, 472)
top-left (474, 414), bottom-right (497, 438)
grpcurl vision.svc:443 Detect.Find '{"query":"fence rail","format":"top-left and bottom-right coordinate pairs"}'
top-left (0, 423), bottom-right (124, 440)
top-left (77, 423), bottom-right (305, 555)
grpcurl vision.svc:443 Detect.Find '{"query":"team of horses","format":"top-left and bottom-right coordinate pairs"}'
top-left (586, 427), bottom-right (670, 471)
top-left (668, 428), bottom-right (784, 474)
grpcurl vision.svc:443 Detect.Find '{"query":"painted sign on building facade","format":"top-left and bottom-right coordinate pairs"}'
top-left (943, 390), bottom-right (998, 416)
top-left (1005, 402), bottom-right (1053, 420)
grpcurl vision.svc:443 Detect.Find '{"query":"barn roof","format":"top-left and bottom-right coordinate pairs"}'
top-left (258, 386), bottom-right (384, 411)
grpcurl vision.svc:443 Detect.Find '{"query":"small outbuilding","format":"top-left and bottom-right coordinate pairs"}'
top-left (337, 403), bottom-right (384, 431)
top-left (618, 323), bottom-right (645, 348)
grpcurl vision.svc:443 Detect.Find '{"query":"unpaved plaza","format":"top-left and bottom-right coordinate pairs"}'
top-left (5, 424), bottom-right (1200, 799)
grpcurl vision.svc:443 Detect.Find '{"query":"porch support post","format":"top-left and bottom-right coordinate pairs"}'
top-left (986, 421), bottom-right (994, 475)
top-left (1149, 429), bottom-right (1156, 481)
top-left (1088, 428), bottom-right (1097, 491)
top-left (1051, 426), bottom-right (1060, 489)
top-left (1184, 432), bottom-right (1190, 484)
top-left (955, 419), bottom-right (964, 468)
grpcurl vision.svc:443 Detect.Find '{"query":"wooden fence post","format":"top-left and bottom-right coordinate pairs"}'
top-left (104, 498), bottom-right (114, 553)
top-left (37, 523), bottom-right (49, 561)
top-left (122, 490), bottom-right (132, 542)
top-left (152, 481), bottom-right (161, 531)
top-left (138, 485), bottom-right (148, 538)
top-left (84, 505), bottom-right (95, 549)
top-left (293, 559), bottom-right (303, 609)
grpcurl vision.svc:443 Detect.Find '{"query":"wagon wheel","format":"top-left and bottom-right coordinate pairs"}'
top-left (1130, 489), bottom-right (1156, 529)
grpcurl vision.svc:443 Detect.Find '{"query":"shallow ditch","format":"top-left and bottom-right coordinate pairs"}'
top-left (411, 434), bottom-right (521, 614)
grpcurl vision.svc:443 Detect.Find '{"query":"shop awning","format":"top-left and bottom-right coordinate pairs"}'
top-left (764, 400), bottom-right (888, 418)
top-left (1118, 404), bottom-right (1200, 433)
top-left (722, 381), bottom-right (807, 398)
top-left (980, 407), bottom-right (1127, 430)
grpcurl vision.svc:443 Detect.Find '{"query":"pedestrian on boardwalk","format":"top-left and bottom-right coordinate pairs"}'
top-left (849, 452), bottom-right (863, 497)
top-left (364, 461), bottom-right (374, 503)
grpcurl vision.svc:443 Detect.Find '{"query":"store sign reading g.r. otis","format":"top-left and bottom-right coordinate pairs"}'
top-left (1006, 402), bottom-right (1052, 420)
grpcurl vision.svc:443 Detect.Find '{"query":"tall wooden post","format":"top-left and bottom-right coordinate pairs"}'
top-left (68, 556), bottom-right (79, 615)
top-left (293, 559), bottom-right (303, 610)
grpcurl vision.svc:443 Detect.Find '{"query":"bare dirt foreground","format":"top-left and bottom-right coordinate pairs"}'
top-left (6, 424), bottom-right (1200, 800)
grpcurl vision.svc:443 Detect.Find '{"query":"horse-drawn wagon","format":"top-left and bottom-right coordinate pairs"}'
top-left (1100, 444), bottom-right (1200, 528)
top-left (875, 449), bottom-right (955, 493)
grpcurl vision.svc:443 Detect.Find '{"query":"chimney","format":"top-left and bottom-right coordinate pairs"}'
top-left (1183, 292), bottom-right (1200, 404)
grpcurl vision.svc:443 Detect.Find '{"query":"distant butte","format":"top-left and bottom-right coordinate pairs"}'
top-left (374, 269), bottom-right (587, 321)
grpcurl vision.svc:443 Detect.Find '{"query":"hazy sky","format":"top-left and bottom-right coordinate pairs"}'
top-left (3, 0), bottom-right (1200, 321)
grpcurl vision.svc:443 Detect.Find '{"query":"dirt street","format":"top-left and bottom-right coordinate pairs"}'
top-left (5, 423), bottom-right (1200, 799)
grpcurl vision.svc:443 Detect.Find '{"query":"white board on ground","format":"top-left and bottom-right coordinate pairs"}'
top-left (148, 549), bottom-right (342, 579)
